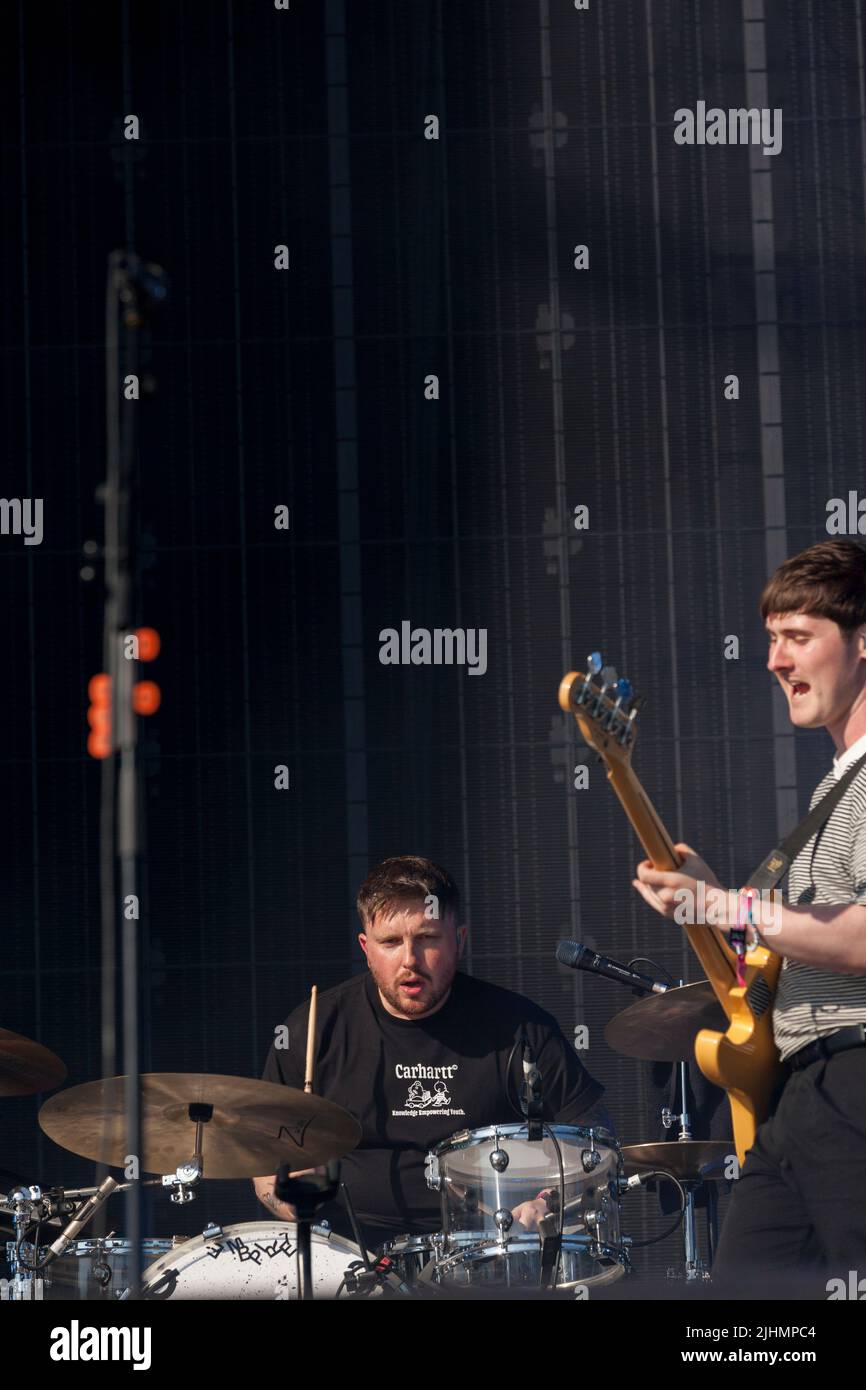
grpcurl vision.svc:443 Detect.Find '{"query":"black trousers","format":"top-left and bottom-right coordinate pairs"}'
top-left (713, 1047), bottom-right (866, 1297)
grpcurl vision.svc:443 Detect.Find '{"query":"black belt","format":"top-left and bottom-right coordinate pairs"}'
top-left (787, 1023), bottom-right (866, 1071)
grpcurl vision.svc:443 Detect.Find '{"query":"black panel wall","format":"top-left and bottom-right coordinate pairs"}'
top-left (1, 0), bottom-right (862, 1277)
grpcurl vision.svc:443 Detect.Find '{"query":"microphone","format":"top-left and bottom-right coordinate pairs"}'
top-left (522, 1043), bottom-right (541, 1089)
top-left (37, 1187), bottom-right (77, 1218)
top-left (518, 1028), bottom-right (544, 1140)
top-left (555, 940), bottom-right (669, 995)
top-left (40, 1176), bottom-right (119, 1268)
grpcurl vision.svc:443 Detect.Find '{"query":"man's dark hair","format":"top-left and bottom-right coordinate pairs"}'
top-left (356, 855), bottom-right (460, 928)
top-left (759, 539), bottom-right (866, 636)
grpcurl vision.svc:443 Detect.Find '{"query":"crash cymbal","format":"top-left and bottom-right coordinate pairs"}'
top-left (621, 1141), bottom-right (733, 1182)
top-left (38, 1073), bottom-right (361, 1179)
top-left (604, 982), bottom-right (727, 1061)
top-left (0, 1028), bottom-right (67, 1097)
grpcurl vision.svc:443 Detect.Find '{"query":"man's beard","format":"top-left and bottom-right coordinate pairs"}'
top-left (374, 970), bottom-right (453, 1018)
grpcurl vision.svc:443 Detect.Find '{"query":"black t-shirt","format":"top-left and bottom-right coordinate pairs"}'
top-left (261, 969), bottom-right (605, 1249)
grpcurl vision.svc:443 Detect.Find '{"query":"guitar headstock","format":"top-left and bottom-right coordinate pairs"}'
top-left (558, 653), bottom-right (644, 771)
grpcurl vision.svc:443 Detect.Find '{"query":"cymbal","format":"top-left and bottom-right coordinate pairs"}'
top-left (604, 982), bottom-right (727, 1061)
top-left (621, 1141), bottom-right (733, 1182)
top-left (0, 1028), bottom-right (67, 1097)
top-left (38, 1073), bottom-right (361, 1179)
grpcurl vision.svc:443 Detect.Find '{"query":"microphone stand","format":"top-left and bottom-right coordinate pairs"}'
top-left (339, 1181), bottom-right (372, 1272)
top-left (273, 1162), bottom-right (340, 1300)
top-left (519, 1032), bottom-right (544, 1142)
top-left (97, 252), bottom-right (167, 1293)
top-left (516, 1029), bottom-right (561, 1287)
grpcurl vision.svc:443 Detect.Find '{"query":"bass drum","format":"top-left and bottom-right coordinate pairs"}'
top-left (141, 1221), bottom-right (373, 1300)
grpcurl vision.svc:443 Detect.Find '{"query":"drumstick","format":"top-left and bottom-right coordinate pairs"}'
top-left (303, 985), bottom-right (318, 1093)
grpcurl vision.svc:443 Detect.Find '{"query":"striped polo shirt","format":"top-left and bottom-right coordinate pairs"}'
top-left (773, 729), bottom-right (866, 1061)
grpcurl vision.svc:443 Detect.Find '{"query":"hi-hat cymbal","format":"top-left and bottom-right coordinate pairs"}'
top-left (621, 1141), bottom-right (733, 1182)
top-left (604, 982), bottom-right (727, 1061)
top-left (0, 1028), bottom-right (67, 1097)
top-left (38, 1073), bottom-right (361, 1178)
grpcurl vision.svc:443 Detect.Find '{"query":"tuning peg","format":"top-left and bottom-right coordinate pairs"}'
top-left (601, 664), bottom-right (618, 687)
top-left (617, 678), bottom-right (633, 701)
top-left (586, 652), bottom-right (602, 675)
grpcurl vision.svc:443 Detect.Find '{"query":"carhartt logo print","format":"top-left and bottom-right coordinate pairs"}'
top-left (392, 1063), bottom-right (465, 1118)
top-left (406, 1078), bottom-right (452, 1108)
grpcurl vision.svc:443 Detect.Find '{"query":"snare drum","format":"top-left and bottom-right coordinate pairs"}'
top-left (140, 1221), bottom-right (376, 1300)
top-left (425, 1123), bottom-right (628, 1291)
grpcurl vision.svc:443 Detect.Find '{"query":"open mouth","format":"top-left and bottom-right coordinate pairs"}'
top-left (399, 978), bottom-right (425, 994)
top-left (789, 681), bottom-right (810, 699)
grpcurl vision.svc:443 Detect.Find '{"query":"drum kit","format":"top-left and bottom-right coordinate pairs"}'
top-left (0, 977), bottom-right (736, 1300)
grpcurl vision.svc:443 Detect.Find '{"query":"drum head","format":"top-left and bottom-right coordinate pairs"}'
top-left (140, 1221), bottom-right (365, 1300)
top-left (435, 1123), bottom-right (616, 1183)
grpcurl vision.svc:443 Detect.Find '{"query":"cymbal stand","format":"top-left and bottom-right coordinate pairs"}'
top-left (159, 1103), bottom-right (211, 1204)
top-left (3, 1187), bottom-right (47, 1300)
top-left (660, 991), bottom-right (711, 1283)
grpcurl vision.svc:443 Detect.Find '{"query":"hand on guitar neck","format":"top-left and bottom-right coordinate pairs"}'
top-left (633, 842), bottom-right (726, 923)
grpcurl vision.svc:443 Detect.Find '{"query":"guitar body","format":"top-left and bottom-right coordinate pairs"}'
top-left (559, 668), bottom-right (785, 1165)
top-left (695, 990), bottom-right (783, 1162)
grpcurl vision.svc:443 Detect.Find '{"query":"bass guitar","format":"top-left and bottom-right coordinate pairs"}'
top-left (559, 657), bottom-right (783, 1164)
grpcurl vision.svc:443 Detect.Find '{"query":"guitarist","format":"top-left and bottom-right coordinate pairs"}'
top-left (632, 538), bottom-right (866, 1294)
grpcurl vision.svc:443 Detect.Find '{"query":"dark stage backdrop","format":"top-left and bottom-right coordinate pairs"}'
top-left (1, 0), bottom-right (863, 1278)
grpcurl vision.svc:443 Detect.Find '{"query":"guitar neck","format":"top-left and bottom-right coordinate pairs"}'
top-left (606, 760), bottom-right (738, 989)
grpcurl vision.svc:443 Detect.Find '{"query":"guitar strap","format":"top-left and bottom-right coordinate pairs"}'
top-left (745, 752), bottom-right (866, 893)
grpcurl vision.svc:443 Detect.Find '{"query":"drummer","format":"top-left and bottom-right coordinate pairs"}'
top-left (253, 855), bottom-right (613, 1252)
